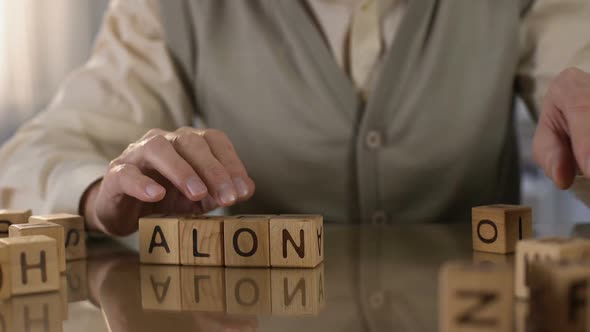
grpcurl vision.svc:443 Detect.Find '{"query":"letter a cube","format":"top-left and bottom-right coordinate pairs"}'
top-left (439, 261), bottom-right (513, 332)
top-left (139, 216), bottom-right (180, 265)
top-left (0, 235), bottom-right (60, 296)
top-left (269, 215), bottom-right (323, 268)
top-left (472, 205), bottom-right (532, 254)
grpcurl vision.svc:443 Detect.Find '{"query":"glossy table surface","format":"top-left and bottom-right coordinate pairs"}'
top-left (3, 222), bottom-right (582, 332)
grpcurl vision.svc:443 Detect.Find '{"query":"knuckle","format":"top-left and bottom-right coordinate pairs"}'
top-left (203, 165), bottom-right (229, 183)
top-left (144, 134), bottom-right (169, 152)
top-left (142, 128), bottom-right (167, 139)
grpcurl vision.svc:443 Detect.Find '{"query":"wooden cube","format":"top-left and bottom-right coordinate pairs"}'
top-left (0, 299), bottom-right (13, 332)
top-left (515, 301), bottom-right (530, 332)
top-left (0, 209), bottom-right (31, 238)
top-left (12, 291), bottom-right (64, 332)
top-left (472, 204), bottom-right (532, 254)
top-left (64, 260), bottom-right (88, 302)
top-left (472, 251), bottom-right (514, 266)
top-left (225, 268), bottom-right (271, 314)
top-left (269, 215), bottom-right (324, 268)
top-left (270, 264), bottom-right (325, 316)
top-left (179, 216), bottom-right (224, 266)
top-left (140, 265), bottom-right (182, 311)
top-left (0, 235), bottom-right (60, 296)
top-left (180, 267), bottom-right (225, 312)
top-left (527, 259), bottom-right (590, 332)
top-left (29, 214), bottom-right (86, 260)
top-left (223, 216), bottom-right (270, 267)
top-left (58, 275), bottom-right (68, 321)
top-left (0, 243), bottom-right (11, 300)
top-left (515, 237), bottom-right (590, 299)
top-left (9, 222), bottom-right (66, 273)
top-left (439, 261), bottom-right (513, 332)
top-left (139, 216), bottom-right (180, 265)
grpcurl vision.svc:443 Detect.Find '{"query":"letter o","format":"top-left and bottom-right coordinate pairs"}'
top-left (233, 228), bottom-right (258, 257)
top-left (477, 220), bottom-right (498, 244)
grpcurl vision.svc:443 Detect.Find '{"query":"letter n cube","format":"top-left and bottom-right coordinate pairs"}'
top-left (439, 261), bottom-right (513, 332)
top-left (269, 215), bottom-right (324, 268)
top-left (472, 205), bottom-right (532, 254)
top-left (139, 216), bottom-right (180, 265)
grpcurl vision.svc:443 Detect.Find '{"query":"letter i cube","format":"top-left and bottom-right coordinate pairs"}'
top-left (29, 214), bottom-right (87, 260)
top-left (472, 205), bottom-right (532, 254)
top-left (0, 235), bottom-right (60, 296)
top-left (269, 215), bottom-right (324, 268)
top-left (439, 261), bottom-right (513, 332)
top-left (139, 216), bottom-right (181, 264)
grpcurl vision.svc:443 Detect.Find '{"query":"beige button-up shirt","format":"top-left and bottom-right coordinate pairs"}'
top-left (0, 0), bottom-right (589, 218)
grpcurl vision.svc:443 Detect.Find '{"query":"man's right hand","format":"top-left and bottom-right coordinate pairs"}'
top-left (81, 127), bottom-right (255, 236)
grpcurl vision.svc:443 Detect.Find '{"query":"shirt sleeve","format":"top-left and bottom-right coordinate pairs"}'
top-left (517, 0), bottom-right (590, 204)
top-left (517, 0), bottom-right (590, 116)
top-left (0, 0), bottom-right (193, 214)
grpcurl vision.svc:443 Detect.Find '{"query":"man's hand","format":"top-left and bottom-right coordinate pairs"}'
top-left (533, 67), bottom-right (590, 190)
top-left (82, 127), bottom-right (255, 236)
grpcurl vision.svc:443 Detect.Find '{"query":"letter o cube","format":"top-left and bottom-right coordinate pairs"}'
top-left (224, 216), bottom-right (270, 267)
top-left (472, 205), bottom-right (532, 254)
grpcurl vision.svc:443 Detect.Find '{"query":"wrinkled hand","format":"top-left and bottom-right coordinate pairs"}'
top-left (83, 127), bottom-right (255, 236)
top-left (533, 67), bottom-right (590, 190)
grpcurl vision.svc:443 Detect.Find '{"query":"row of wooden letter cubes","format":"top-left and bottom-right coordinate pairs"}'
top-left (141, 264), bottom-right (325, 316)
top-left (441, 237), bottom-right (590, 332)
top-left (140, 214), bottom-right (324, 268)
top-left (0, 210), bottom-right (87, 298)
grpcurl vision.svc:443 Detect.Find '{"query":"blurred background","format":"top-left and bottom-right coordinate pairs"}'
top-left (0, 0), bottom-right (588, 231)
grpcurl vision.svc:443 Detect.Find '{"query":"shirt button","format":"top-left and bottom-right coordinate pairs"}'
top-left (371, 211), bottom-right (387, 224)
top-left (365, 130), bottom-right (382, 149)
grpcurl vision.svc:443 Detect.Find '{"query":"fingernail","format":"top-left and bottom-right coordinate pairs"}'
top-left (218, 182), bottom-right (237, 205)
top-left (186, 177), bottom-right (207, 197)
top-left (232, 177), bottom-right (250, 198)
top-left (146, 184), bottom-right (164, 198)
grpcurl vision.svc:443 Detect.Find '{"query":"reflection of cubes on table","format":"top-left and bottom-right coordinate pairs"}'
top-left (528, 259), bottom-right (590, 332)
top-left (9, 222), bottom-right (66, 272)
top-left (515, 238), bottom-right (590, 299)
top-left (180, 266), bottom-right (225, 312)
top-left (29, 214), bottom-right (86, 261)
top-left (0, 235), bottom-right (60, 296)
top-left (439, 261), bottom-right (513, 332)
top-left (271, 264), bottom-right (325, 316)
top-left (0, 209), bottom-right (31, 238)
top-left (140, 265), bottom-right (182, 311)
top-left (224, 216), bottom-right (270, 267)
top-left (472, 205), bottom-right (532, 254)
top-left (179, 216), bottom-right (225, 266)
top-left (225, 268), bottom-right (271, 315)
top-left (12, 291), bottom-right (64, 332)
top-left (64, 260), bottom-right (88, 303)
top-left (59, 275), bottom-right (68, 321)
top-left (139, 216), bottom-right (181, 265)
top-left (269, 215), bottom-right (324, 268)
